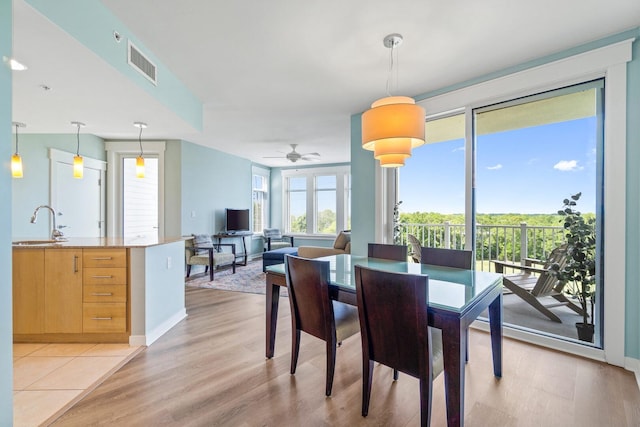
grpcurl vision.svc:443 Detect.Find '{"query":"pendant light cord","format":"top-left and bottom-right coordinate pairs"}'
top-left (75, 124), bottom-right (81, 156)
top-left (138, 126), bottom-right (144, 157)
top-left (385, 41), bottom-right (400, 97)
top-left (14, 123), bottom-right (19, 155)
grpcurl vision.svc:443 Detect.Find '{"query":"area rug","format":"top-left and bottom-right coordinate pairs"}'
top-left (185, 258), bottom-right (287, 296)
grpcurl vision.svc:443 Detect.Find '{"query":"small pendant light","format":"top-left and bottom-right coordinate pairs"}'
top-left (133, 122), bottom-right (147, 178)
top-left (71, 121), bottom-right (85, 179)
top-left (11, 122), bottom-right (25, 178)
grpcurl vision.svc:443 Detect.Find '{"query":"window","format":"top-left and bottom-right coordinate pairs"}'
top-left (283, 166), bottom-right (350, 235)
top-left (252, 167), bottom-right (270, 232)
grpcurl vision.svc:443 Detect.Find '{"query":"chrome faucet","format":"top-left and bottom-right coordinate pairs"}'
top-left (30, 205), bottom-right (65, 241)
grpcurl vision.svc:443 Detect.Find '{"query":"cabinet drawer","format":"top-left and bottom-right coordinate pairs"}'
top-left (83, 303), bottom-right (127, 333)
top-left (83, 249), bottom-right (127, 268)
top-left (83, 268), bottom-right (127, 285)
top-left (83, 284), bottom-right (127, 303)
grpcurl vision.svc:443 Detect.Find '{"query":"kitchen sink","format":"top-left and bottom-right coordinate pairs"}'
top-left (12, 240), bottom-right (61, 246)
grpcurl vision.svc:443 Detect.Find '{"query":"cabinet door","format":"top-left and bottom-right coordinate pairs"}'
top-left (13, 249), bottom-right (45, 334)
top-left (45, 249), bottom-right (83, 333)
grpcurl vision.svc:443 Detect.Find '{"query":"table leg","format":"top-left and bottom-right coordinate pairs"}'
top-left (266, 279), bottom-right (281, 359)
top-left (488, 292), bottom-right (503, 377)
top-left (208, 248), bottom-right (214, 281)
top-left (442, 319), bottom-right (464, 427)
top-left (240, 235), bottom-right (248, 266)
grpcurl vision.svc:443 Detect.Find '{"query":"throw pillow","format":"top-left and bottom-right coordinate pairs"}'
top-left (333, 230), bottom-right (351, 250)
top-left (192, 234), bottom-right (213, 254)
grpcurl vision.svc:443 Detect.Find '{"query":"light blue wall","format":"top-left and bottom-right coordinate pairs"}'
top-left (349, 114), bottom-right (377, 256)
top-left (179, 141), bottom-right (260, 255)
top-left (180, 141), bottom-right (252, 234)
top-left (143, 241), bottom-right (185, 334)
top-left (164, 140), bottom-right (182, 238)
top-left (350, 29), bottom-right (640, 359)
top-left (1, 0), bottom-right (13, 423)
top-left (24, 0), bottom-right (202, 131)
top-left (12, 133), bottom-right (105, 237)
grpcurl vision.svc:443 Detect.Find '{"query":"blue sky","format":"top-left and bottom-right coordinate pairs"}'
top-left (399, 117), bottom-right (597, 215)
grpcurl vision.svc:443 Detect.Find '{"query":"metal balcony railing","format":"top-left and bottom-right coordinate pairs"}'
top-left (400, 222), bottom-right (565, 272)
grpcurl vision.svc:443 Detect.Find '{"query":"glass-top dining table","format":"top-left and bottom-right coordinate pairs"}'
top-left (265, 254), bottom-right (503, 427)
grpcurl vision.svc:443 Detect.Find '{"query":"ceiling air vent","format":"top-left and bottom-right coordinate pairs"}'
top-left (128, 41), bottom-right (157, 86)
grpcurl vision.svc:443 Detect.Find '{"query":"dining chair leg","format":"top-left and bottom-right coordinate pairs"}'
top-left (419, 376), bottom-right (433, 427)
top-left (393, 369), bottom-right (399, 381)
top-left (465, 329), bottom-right (469, 363)
top-left (325, 340), bottom-right (337, 396)
top-left (291, 329), bottom-right (301, 375)
top-left (186, 265), bottom-right (191, 277)
top-left (362, 359), bottom-right (374, 416)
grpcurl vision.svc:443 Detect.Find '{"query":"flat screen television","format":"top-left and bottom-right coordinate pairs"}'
top-left (225, 208), bottom-right (250, 233)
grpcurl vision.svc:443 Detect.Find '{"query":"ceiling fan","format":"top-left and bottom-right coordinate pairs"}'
top-left (263, 144), bottom-right (320, 163)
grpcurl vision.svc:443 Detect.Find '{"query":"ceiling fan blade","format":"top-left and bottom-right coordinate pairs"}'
top-left (262, 156), bottom-right (286, 159)
top-left (300, 152), bottom-right (320, 157)
top-left (300, 156), bottom-right (320, 161)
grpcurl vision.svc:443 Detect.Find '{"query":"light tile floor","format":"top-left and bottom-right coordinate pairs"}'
top-left (13, 343), bottom-right (141, 427)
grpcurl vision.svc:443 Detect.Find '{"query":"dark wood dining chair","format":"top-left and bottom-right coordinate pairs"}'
top-left (421, 246), bottom-right (473, 270)
top-left (421, 246), bottom-right (474, 362)
top-left (354, 265), bottom-right (444, 427)
top-left (284, 255), bottom-right (360, 396)
top-left (367, 243), bottom-right (407, 261)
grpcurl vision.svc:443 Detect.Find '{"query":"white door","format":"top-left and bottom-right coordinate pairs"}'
top-left (123, 157), bottom-right (159, 239)
top-left (50, 149), bottom-right (106, 238)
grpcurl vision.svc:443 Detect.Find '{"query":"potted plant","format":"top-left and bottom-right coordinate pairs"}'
top-left (393, 200), bottom-right (404, 245)
top-left (550, 192), bottom-right (596, 342)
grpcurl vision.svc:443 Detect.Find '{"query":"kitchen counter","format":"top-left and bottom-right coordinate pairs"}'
top-left (12, 236), bottom-right (186, 249)
top-left (13, 237), bottom-right (187, 347)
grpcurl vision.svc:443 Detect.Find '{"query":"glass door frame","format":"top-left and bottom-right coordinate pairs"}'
top-left (382, 39), bottom-right (633, 366)
top-left (105, 140), bottom-right (166, 240)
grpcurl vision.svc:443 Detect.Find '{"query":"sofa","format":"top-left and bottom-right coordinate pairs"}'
top-left (297, 230), bottom-right (351, 259)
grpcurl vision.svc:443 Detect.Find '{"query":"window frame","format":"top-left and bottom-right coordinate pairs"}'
top-left (282, 166), bottom-right (350, 236)
top-left (252, 166), bottom-right (270, 234)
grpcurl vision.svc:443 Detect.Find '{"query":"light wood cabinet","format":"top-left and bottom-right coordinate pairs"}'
top-left (82, 249), bottom-right (128, 333)
top-left (12, 249), bottom-right (45, 334)
top-left (44, 249), bottom-right (83, 333)
top-left (13, 247), bottom-right (129, 342)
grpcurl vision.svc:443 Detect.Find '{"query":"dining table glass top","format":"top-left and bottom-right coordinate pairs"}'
top-left (266, 254), bottom-right (503, 313)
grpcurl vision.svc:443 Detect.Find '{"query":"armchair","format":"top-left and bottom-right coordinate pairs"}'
top-left (185, 234), bottom-right (236, 281)
top-left (263, 228), bottom-right (294, 251)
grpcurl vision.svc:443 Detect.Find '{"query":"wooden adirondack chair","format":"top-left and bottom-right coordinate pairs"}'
top-left (492, 245), bottom-right (584, 323)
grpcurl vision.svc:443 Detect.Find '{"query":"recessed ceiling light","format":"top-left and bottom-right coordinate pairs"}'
top-left (3, 56), bottom-right (28, 71)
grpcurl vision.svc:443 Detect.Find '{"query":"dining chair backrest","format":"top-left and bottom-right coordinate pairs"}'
top-left (421, 246), bottom-right (473, 269)
top-left (285, 255), bottom-right (334, 341)
top-left (354, 265), bottom-right (431, 378)
top-left (367, 243), bottom-right (407, 262)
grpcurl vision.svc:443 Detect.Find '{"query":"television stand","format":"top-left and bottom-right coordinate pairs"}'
top-left (213, 231), bottom-right (253, 266)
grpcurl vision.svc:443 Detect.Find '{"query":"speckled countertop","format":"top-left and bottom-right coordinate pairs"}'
top-left (12, 236), bottom-right (186, 249)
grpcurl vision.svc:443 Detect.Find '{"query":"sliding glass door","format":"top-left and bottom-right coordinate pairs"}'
top-left (474, 80), bottom-right (604, 346)
top-left (399, 80), bottom-right (604, 347)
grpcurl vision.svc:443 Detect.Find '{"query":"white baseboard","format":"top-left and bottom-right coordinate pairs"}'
top-left (625, 357), bottom-right (640, 391)
top-left (128, 309), bottom-right (187, 347)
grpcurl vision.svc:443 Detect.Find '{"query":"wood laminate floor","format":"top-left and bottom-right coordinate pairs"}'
top-left (51, 287), bottom-right (640, 426)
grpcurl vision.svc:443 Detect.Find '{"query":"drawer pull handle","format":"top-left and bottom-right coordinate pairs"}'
top-left (92, 317), bottom-right (113, 320)
top-left (92, 275), bottom-right (113, 279)
top-left (91, 292), bottom-right (113, 296)
top-left (92, 257), bottom-right (113, 260)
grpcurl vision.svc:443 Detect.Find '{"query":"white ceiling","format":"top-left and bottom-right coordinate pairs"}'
top-left (11, 0), bottom-right (640, 167)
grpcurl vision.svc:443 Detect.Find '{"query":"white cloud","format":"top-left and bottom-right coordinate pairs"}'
top-left (553, 160), bottom-right (583, 172)
top-left (487, 164), bottom-right (502, 170)
top-left (452, 146), bottom-right (465, 153)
